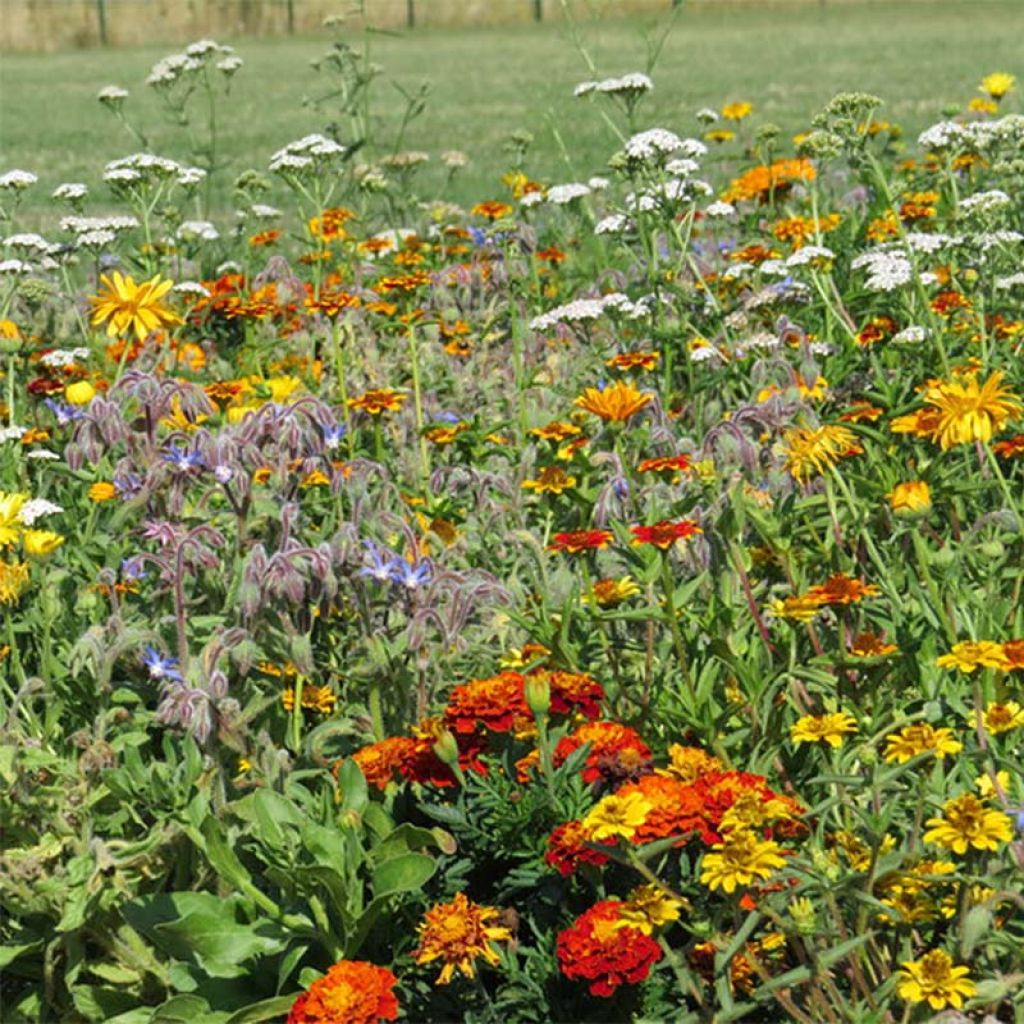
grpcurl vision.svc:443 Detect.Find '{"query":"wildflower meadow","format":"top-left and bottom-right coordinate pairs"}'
top-left (1, 9), bottom-right (1023, 1024)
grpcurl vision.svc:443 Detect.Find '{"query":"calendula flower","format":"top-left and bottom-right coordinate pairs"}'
top-left (0, 560), bottom-right (30, 605)
top-left (936, 641), bottom-right (1010, 673)
top-left (65, 380), bottom-right (96, 406)
top-left (88, 482), bottom-right (117, 502)
top-left (883, 724), bottom-right (962, 763)
top-left (700, 828), bottom-right (786, 893)
top-left (90, 271), bottom-right (183, 340)
top-left (617, 884), bottom-right (684, 935)
top-left (980, 700), bottom-right (1024, 734)
top-left (920, 372), bottom-right (1022, 449)
top-left (287, 959), bottom-right (399, 1024)
top-left (781, 424), bottom-right (862, 482)
top-left (413, 892), bottom-right (511, 985)
top-left (347, 389), bottom-right (408, 415)
top-left (630, 519), bottom-right (701, 550)
top-left (582, 790), bottom-right (652, 842)
top-left (888, 480), bottom-right (931, 514)
top-left (548, 529), bottom-right (614, 554)
top-left (980, 72), bottom-right (1016, 99)
top-left (791, 712), bottom-right (858, 747)
top-left (898, 950), bottom-right (976, 1010)
top-left (522, 466), bottom-right (576, 494)
top-left (574, 380), bottom-right (653, 423)
top-left (0, 492), bottom-right (27, 546)
top-left (22, 530), bottom-right (64, 557)
top-left (923, 793), bottom-right (1013, 853)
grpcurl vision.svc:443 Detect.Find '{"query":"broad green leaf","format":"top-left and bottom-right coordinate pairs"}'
top-left (371, 852), bottom-right (435, 897)
top-left (223, 994), bottom-right (301, 1024)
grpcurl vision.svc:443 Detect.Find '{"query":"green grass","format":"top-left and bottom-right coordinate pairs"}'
top-left (2, 1), bottom-right (1022, 224)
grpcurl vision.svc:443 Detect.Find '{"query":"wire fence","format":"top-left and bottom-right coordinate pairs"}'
top-left (0, 0), bottom-right (984, 52)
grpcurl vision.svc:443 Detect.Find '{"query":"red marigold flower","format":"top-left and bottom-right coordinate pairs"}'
top-left (287, 960), bottom-right (399, 1024)
top-left (444, 671), bottom-right (529, 735)
top-left (615, 774), bottom-right (711, 844)
top-left (556, 900), bottom-right (662, 996)
top-left (553, 720), bottom-right (652, 784)
top-left (630, 519), bottom-right (701, 550)
top-left (541, 669), bottom-right (605, 719)
top-left (545, 819), bottom-right (611, 876)
top-left (400, 719), bottom-right (488, 788)
top-left (548, 529), bottom-right (614, 554)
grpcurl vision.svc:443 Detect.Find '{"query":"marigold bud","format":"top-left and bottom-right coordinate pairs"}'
top-left (524, 674), bottom-right (551, 717)
top-left (432, 727), bottom-right (460, 767)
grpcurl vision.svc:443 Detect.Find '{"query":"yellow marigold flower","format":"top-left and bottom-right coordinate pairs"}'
top-left (780, 423), bottom-right (861, 483)
top-left (574, 380), bottom-right (653, 423)
top-left (883, 724), bottom-right (962, 764)
top-left (0, 491), bottom-right (27, 546)
top-left (700, 828), bottom-right (786, 894)
top-left (0, 560), bottom-right (30, 605)
top-left (22, 530), bottom-right (64, 558)
top-left (65, 380), bottom-right (96, 406)
top-left (888, 480), bottom-right (931, 514)
top-left (722, 101), bottom-right (753, 121)
top-left (791, 712), bottom-right (857, 747)
top-left (582, 575), bottom-right (641, 607)
top-left (616, 884), bottom-right (685, 935)
top-left (975, 770), bottom-right (1011, 800)
top-left (981, 700), bottom-right (1024, 734)
top-left (88, 482), bottom-right (117, 502)
top-left (920, 371), bottom-right (1022, 450)
top-left (90, 271), bottom-right (183, 341)
top-left (936, 640), bottom-right (1010, 673)
top-left (413, 892), bottom-right (511, 985)
top-left (898, 950), bottom-right (976, 1010)
top-left (582, 790), bottom-right (652, 842)
top-left (658, 744), bottom-right (724, 783)
top-left (923, 793), bottom-right (1013, 854)
top-left (522, 466), bottom-right (576, 495)
top-left (980, 72), bottom-right (1016, 100)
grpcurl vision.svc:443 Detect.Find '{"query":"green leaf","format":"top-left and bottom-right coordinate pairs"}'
top-left (371, 852), bottom-right (435, 897)
top-left (222, 994), bottom-right (300, 1024)
top-left (335, 758), bottom-right (368, 813)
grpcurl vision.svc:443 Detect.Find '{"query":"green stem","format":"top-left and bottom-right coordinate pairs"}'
top-left (407, 322), bottom-right (429, 487)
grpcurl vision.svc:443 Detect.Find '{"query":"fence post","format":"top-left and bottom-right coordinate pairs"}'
top-left (96, 0), bottom-right (109, 45)
top-left (533, 0), bottom-right (542, 21)
top-left (406, 0), bottom-right (415, 28)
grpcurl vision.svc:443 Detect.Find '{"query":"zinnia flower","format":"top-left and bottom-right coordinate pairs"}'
top-left (413, 892), bottom-right (511, 984)
top-left (522, 466), bottom-right (576, 494)
top-left (981, 700), bottom-right (1024, 734)
top-left (548, 529), bottom-right (614, 554)
top-left (699, 828), bottom-right (786, 893)
top-left (347, 389), bottom-right (408, 416)
top-left (805, 573), bottom-right (879, 606)
top-left (287, 959), bottom-right (398, 1024)
top-left (574, 380), bottom-right (653, 423)
top-left (923, 792), bottom-right (1013, 853)
top-left (897, 949), bottom-right (976, 1010)
top-left (90, 271), bottom-right (183, 341)
top-left (936, 641), bottom-right (1010, 673)
top-left (556, 900), bottom-right (662, 996)
top-left (583, 575), bottom-right (641, 607)
top-left (883, 724), bottom-right (962, 763)
top-left (791, 712), bottom-right (858, 747)
top-left (630, 519), bottom-right (701, 550)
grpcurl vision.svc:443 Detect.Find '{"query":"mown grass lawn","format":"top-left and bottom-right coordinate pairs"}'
top-left (1, 1), bottom-right (1021, 221)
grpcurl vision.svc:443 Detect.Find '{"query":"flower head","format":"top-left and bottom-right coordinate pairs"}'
top-left (920, 372), bottom-right (1021, 450)
top-left (981, 700), bottom-right (1024, 734)
top-left (548, 529), bottom-right (614, 554)
top-left (781, 424), bottom-right (862, 482)
top-left (574, 380), bottom-right (653, 423)
top-left (898, 949), bottom-right (976, 1010)
top-left (980, 72), bottom-right (1016, 99)
top-left (90, 271), bottom-right (183, 341)
top-left (700, 828), bottom-right (786, 893)
top-left (791, 712), bottom-right (857, 747)
top-left (287, 959), bottom-right (399, 1024)
top-left (347, 389), bottom-right (408, 416)
top-left (936, 641), bottom-right (1010, 673)
top-left (883, 724), bottom-right (962, 763)
top-left (924, 792), bottom-right (1013, 853)
top-left (0, 560), bottom-right (30, 605)
top-left (888, 480), bottom-right (931, 514)
top-left (522, 466), bottom-right (576, 495)
top-left (413, 892), bottom-right (511, 985)
top-left (582, 790), bottom-right (652, 842)
top-left (630, 519), bottom-right (701, 550)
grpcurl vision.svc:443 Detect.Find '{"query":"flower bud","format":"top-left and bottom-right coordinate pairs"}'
top-left (431, 727), bottom-right (460, 767)
top-left (524, 673), bottom-right (551, 717)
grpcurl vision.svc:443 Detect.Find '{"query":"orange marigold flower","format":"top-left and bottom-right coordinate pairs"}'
top-left (347, 389), bottom-right (407, 416)
top-left (545, 819), bottom-right (611, 876)
top-left (1002, 640), bottom-right (1024, 669)
top-left (722, 158), bottom-right (816, 204)
top-left (540, 669), bottom-right (605, 719)
top-left (535, 245), bottom-right (567, 263)
top-left (630, 518), bottom-right (701, 550)
top-left (551, 720), bottom-right (653, 784)
top-left (556, 901), bottom-right (662, 997)
top-left (574, 380), bottom-right (653, 423)
top-left (88, 481), bottom-right (117, 502)
top-left (350, 737), bottom-right (418, 790)
top-left (287, 959), bottom-right (398, 1024)
top-left (548, 529), bottom-right (614, 554)
top-left (414, 892), bottom-right (512, 985)
top-left (445, 671), bottom-right (528, 735)
top-left (307, 207), bottom-right (355, 242)
top-left (306, 290), bottom-right (361, 318)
